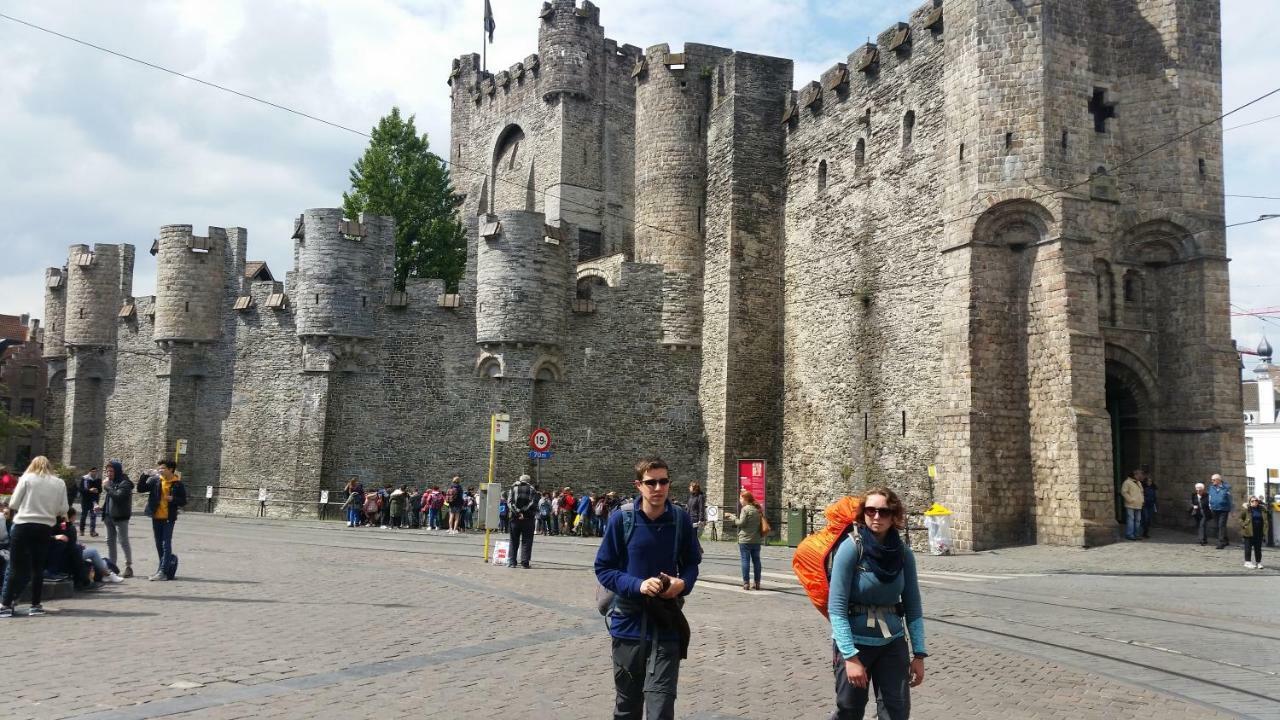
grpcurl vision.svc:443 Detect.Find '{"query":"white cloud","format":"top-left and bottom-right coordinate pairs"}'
top-left (1, 0), bottom-right (1277, 367)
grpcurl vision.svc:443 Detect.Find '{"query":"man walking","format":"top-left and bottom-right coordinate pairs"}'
top-left (1120, 469), bottom-right (1144, 541)
top-left (138, 459), bottom-right (187, 581)
top-left (595, 457), bottom-right (702, 720)
top-left (79, 467), bottom-right (102, 537)
top-left (1190, 482), bottom-right (1214, 546)
top-left (1207, 473), bottom-right (1233, 549)
top-left (507, 474), bottom-right (539, 569)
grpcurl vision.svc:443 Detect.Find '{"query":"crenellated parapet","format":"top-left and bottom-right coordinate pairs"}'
top-left (475, 209), bottom-right (573, 349)
top-left (154, 225), bottom-right (231, 344)
top-left (63, 243), bottom-right (134, 349)
top-left (292, 209), bottom-right (394, 340)
top-left (42, 267), bottom-right (67, 359)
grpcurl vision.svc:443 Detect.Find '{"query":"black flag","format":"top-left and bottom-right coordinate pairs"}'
top-left (485, 0), bottom-right (496, 43)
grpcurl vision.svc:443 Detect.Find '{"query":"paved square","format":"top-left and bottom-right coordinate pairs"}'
top-left (3, 515), bottom-right (1275, 719)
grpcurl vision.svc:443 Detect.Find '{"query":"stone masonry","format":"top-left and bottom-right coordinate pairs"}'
top-left (35, 0), bottom-right (1243, 549)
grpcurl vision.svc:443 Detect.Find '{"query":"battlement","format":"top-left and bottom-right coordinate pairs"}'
top-left (154, 225), bottom-right (234, 344)
top-left (42, 267), bottom-right (67, 359)
top-left (292, 209), bottom-right (394, 340)
top-left (785, 0), bottom-right (942, 133)
top-left (63, 243), bottom-right (134, 349)
top-left (475, 209), bottom-right (573, 349)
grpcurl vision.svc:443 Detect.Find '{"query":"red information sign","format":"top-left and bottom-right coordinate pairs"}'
top-left (530, 428), bottom-right (552, 452)
top-left (737, 459), bottom-right (767, 516)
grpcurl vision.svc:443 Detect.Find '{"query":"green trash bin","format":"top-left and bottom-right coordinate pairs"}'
top-left (786, 508), bottom-right (807, 547)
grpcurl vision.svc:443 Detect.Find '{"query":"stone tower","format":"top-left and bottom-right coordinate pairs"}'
top-left (41, 266), bottom-right (68, 462)
top-left (58, 243), bottom-right (133, 470)
top-left (634, 43), bottom-right (731, 347)
top-left (934, 0), bottom-right (1240, 548)
top-left (152, 225), bottom-right (245, 486)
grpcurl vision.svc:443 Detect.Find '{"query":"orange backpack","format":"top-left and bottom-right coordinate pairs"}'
top-left (791, 496), bottom-right (863, 617)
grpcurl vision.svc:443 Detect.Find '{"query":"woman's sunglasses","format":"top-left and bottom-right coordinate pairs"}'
top-left (863, 506), bottom-right (892, 518)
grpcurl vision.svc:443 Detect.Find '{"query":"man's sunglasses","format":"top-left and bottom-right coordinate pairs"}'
top-left (640, 478), bottom-right (672, 488)
top-left (863, 506), bottom-right (892, 518)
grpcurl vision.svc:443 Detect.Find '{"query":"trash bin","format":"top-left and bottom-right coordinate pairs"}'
top-left (923, 503), bottom-right (953, 556)
top-left (786, 507), bottom-right (808, 547)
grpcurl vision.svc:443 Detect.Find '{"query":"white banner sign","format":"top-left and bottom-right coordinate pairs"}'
top-left (491, 540), bottom-right (510, 566)
top-left (258, 488), bottom-right (268, 502)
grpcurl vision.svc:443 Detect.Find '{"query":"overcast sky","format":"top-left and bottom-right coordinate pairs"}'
top-left (1, 0), bottom-right (1276, 356)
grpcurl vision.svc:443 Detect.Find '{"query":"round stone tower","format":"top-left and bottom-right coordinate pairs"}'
top-left (293, 209), bottom-right (390, 339)
top-left (153, 225), bottom-right (227, 343)
top-left (537, 0), bottom-right (603, 102)
top-left (475, 210), bottom-right (571, 347)
top-left (634, 43), bottom-right (725, 346)
top-left (63, 243), bottom-right (125, 348)
top-left (43, 267), bottom-right (67, 358)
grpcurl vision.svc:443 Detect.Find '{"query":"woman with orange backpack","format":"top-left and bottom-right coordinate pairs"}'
top-left (827, 487), bottom-right (927, 720)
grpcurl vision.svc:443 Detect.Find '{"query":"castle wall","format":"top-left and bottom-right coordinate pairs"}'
top-left (702, 51), bottom-right (791, 513)
top-left (35, 0), bottom-right (1239, 549)
top-left (103, 296), bottom-right (164, 477)
top-left (781, 5), bottom-right (947, 513)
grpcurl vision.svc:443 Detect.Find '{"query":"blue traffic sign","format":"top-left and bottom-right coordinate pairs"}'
top-left (528, 450), bottom-right (553, 460)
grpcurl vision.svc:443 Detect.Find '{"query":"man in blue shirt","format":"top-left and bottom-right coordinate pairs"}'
top-left (594, 457), bottom-right (701, 720)
top-left (1207, 473), bottom-right (1233, 549)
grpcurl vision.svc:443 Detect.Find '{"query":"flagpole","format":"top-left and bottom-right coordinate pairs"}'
top-left (482, 0), bottom-right (487, 73)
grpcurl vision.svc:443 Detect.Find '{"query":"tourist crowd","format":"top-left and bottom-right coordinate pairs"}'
top-left (336, 474), bottom-right (627, 538)
top-left (0, 455), bottom-right (186, 618)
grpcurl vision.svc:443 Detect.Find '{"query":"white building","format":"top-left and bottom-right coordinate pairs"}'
top-left (1243, 337), bottom-right (1280, 501)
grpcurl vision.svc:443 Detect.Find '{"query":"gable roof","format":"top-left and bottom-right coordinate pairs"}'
top-left (244, 261), bottom-right (274, 282)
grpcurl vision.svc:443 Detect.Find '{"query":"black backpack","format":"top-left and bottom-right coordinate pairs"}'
top-left (164, 553), bottom-right (179, 580)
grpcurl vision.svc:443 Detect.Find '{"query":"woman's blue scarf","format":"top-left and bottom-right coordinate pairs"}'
top-left (858, 525), bottom-right (905, 583)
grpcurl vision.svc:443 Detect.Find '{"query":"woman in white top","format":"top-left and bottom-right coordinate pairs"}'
top-left (1, 456), bottom-right (71, 617)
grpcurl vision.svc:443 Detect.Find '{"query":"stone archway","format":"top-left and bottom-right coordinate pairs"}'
top-left (1104, 352), bottom-right (1156, 524)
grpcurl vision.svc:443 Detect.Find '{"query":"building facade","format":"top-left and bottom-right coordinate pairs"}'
top-left (0, 314), bottom-right (46, 471)
top-left (38, 0), bottom-right (1243, 549)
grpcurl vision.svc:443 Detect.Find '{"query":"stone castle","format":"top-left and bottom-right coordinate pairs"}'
top-left (37, 0), bottom-right (1243, 549)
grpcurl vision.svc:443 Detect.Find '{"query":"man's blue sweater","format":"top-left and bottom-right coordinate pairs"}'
top-left (594, 499), bottom-right (701, 640)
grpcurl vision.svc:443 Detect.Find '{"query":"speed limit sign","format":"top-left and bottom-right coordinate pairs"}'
top-left (529, 427), bottom-right (552, 452)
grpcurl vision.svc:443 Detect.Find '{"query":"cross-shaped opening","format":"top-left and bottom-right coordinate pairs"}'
top-left (1089, 87), bottom-right (1116, 133)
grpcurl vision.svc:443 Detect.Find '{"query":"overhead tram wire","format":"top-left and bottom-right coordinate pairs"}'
top-left (5, 10), bottom-right (1280, 305)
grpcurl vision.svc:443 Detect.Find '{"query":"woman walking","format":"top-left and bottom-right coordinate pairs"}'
top-left (1241, 495), bottom-right (1270, 569)
top-left (687, 482), bottom-right (706, 535)
top-left (827, 487), bottom-right (927, 720)
top-left (101, 460), bottom-right (135, 578)
top-left (724, 490), bottom-right (765, 590)
top-left (0, 456), bottom-right (70, 617)
top-left (343, 478), bottom-right (363, 527)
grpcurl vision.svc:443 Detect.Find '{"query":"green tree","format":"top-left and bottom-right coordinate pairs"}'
top-left (0, 387), bottom-right (37, 447)
top-left (343, 108), bottom-right (466, 290)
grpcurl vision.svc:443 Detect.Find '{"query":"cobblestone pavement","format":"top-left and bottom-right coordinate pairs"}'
top-left (2, 515), bottom-right (1275, 719)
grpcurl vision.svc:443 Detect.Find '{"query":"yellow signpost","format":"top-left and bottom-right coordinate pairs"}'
top-left (483, 413), bottom-right (509, 562)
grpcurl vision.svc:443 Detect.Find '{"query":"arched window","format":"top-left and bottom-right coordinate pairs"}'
top-left (1123, 269), bottom-right (1143, 303)
top-left (902, 110), bottom-right (915, 147)
top-left (817, 160), bottom-right (828, 191)
top-left (855, 138), bottom-right (866, 168)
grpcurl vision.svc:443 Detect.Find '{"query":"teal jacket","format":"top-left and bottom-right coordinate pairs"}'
top-left (826, 533), bottom-right (927, 659)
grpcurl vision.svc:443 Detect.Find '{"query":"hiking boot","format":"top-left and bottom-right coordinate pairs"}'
top-left (26, 605), bottom-right (46, 617)
top-left (743, 582), bottom-right (751, 591)
top-left (123, 566), bottom-right (133, 578)
top-left (753, 582), bottom-right (761, 591)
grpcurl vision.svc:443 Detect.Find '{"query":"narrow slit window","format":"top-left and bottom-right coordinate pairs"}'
top-left (902, 110), bottom-right (915, 147)
top-left (1005, 132), bottom-right (1014, 150)
top-left (1061, 129), bottom-right (1069, 148)
top-left (817, 160), bottom-right (828, 191)
top-left (855, 138), bottom-right (866, 168)
top-left (958, 143), bottom-right (965, 161)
